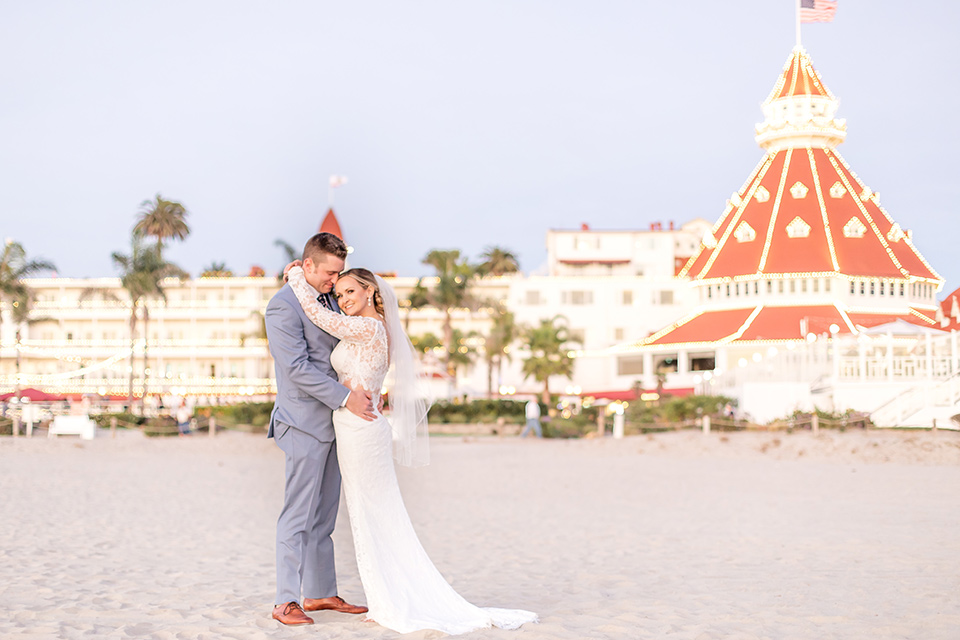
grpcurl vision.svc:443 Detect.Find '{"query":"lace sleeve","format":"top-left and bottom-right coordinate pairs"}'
top-left (287, 267), bottom-right (379, 343)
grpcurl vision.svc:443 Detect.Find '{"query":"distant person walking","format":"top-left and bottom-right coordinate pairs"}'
top-left (521, 399), bottom-right (542, 438)
top-left (176, 403), bottom-right (192, 436)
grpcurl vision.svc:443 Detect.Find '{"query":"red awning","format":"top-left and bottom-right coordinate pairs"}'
top-left (0, 388), bottom-right (66, 402)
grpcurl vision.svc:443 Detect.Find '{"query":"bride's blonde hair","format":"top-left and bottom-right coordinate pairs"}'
top-left (339, 268), bottom-right (385, 316)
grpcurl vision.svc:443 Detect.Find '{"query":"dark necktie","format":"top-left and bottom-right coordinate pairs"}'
top-left (318, 293), bottom-right (333, 311)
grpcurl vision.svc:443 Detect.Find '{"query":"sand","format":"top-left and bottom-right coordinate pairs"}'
top-left (1, 428), bottom-right (958, 640)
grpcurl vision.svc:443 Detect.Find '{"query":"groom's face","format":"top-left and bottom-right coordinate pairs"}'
top-left (303, 253), bottom-right (345, 293)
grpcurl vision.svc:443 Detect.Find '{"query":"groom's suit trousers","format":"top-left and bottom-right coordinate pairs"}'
top-left (274, 423), bottom-right (342, 603)
top-left (265, 284), bottom-right (350, 605)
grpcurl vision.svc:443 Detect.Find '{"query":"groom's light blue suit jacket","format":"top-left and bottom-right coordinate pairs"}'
top-left (265, 283), bottom-right (349, 442)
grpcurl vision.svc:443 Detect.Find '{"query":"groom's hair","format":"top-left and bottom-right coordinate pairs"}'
top-left (303, 233), bottom-right (348, 263)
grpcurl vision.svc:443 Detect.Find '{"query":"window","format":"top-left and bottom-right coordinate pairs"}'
top-left (767, 281), bottom-right (773, 293)
top-left (655, 356), bottom-right (678, 373)
top-left (658, 290), bottom-right (674, 305)
top-left (825, 279), bottom-right (831, 292)
top-left (870, 280), bottom-right (875, 295)
top-left (617, 356), bottom-right (644, 376)
top-left (850, 281), bottom-right (855, 294)
top-left (779, 281), bottom-right (784, 293)
top-left (568, 328), bottom-right (585, 343)
top-left (690, 355), bottom-right (716, 371)
top-left (801, 280), bottom-right (807, 292)
top-left (860, 281), bottom-right (865, 295)
top-left (622, 290), bottom-right (634, 305)
top-left (813, 279), bottom-right (819, 292)
top-left (525, 290), bottom-right (542, 305)
top-left (562, 291), bottom-right (593, 305)
top-left (575, 236), bottom-right (599, 251)
top-left (614, 328), bottom-right (624, 341)
top-left (790, 280), bottom-right (796, 293)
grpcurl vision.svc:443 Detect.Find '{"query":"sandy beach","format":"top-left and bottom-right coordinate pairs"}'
top-left (1, 428), bottom-right (958, 640)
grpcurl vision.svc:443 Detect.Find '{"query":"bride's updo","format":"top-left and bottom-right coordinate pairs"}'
top-left (339, 268), bottom-right (385, 316)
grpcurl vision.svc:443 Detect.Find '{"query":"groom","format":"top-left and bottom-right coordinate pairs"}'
top-left (265, 232), bottom-right (375, 626)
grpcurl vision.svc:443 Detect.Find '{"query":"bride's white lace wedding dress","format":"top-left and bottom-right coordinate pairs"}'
top-left (288, 268), bottom-right (537, 635)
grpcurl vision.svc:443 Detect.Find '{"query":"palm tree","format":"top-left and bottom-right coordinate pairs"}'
top-left (421, 249), bottom-right (476, 377)
top-left (405, 278), bottom-right (431, 332)
top-left (9, 290), bottom-right (54, 399)
top-left (410, 332), bottom-right (442, 354)
top-left (448, 328), bottom-right (480, 379)
top-left (0, 240), bottom-right (55, 373)
top-left (477, 246), bottom-right (520, 277)
top-left (275, 239), bottom-right (298, 279)
top-left (112, 233), bottom-right (188, 411)
top-left (134, 194), bottom-right (190, 251)
top-left (521, 315), bottom-right (576, 405)
top-left (200, 262), bottom-right (233, 277)
top-left (483, 306), bottom-right (518, 397)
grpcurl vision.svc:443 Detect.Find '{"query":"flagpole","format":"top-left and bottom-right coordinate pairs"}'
top-left (795, 0), bottom-right (802, 47)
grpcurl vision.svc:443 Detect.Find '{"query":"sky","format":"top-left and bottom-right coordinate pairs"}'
top-left (2, 1), bottom-right (958, 292)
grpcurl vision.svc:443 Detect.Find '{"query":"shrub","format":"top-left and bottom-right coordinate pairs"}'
top-left (90, 412), bottom-right (145, 428)
top-left (143, 416), bottom-right (179, 437)
top-left (197, 401), bottom-right (273, 432)
top-left (427, 399), bottom-right (527, 424)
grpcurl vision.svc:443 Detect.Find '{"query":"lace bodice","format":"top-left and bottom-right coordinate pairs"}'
top-left (287, 267), bottom-right (389, 394)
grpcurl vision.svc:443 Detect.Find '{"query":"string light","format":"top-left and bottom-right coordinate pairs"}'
top-left (807, 147), bottom-right (842, 271)
top-left (757, 148), bottom-right (794, 272)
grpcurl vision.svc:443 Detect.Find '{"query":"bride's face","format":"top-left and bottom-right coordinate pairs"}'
top-left (335, 276), bottom-right (374, 316)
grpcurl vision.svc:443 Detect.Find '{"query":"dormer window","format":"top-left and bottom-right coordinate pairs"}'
top-left (789, 181), bottom-right (809, 199)
top-left (734, 222), bottom-right (756, 243)
top-left (843, 217), bottom-right (866, 238)
top-left (786, 217), bottom-right (811, 238)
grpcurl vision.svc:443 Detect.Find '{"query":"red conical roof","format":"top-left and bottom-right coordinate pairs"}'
top-left (634, 48), bottom-right (945, 350)
top-left (633, 302), bottom-right (938, 348)
top-left (678, 147), bottom-right (941, 284)
top-left (766, 47), bottom-right (835, 102)
top-left (319, 208), bottom-right (343, 240)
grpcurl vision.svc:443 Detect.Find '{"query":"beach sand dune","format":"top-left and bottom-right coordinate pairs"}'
top-left (1, 429), bottom-right (957, 639)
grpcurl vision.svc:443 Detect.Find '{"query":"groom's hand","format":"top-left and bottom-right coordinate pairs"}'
top-left (345, 390), bottom-right (376, 421)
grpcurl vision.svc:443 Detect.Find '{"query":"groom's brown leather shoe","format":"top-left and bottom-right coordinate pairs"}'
top-left (303, 596), bottom-right (369, 615)
top-left (272, 601), bottom-right (314, 625)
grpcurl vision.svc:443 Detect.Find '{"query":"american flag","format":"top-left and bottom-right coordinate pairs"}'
top-left (800, 0), bottom-right (837, 23)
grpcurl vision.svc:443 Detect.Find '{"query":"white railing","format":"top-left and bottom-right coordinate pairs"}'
top-left (717, 330), bottom-right (960, 390)
top-left (869, 372), bottom-right (960, 426)
top-left (4, 338), bottom-right (269, 350)
top-left (0, 375), bottom-right (277, 397)
top-left (837, 355), bottom-right (955, 380)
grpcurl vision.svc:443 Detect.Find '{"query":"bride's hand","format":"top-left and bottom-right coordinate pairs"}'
top-left (282, 260), bottom-right (303, 282)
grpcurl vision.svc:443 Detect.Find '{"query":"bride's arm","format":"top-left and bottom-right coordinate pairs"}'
top-left (287, 266), bottom-right (378, 342)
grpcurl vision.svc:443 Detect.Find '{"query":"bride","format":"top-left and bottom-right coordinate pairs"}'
top-left (284, 263), bottom-right (538, 635)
